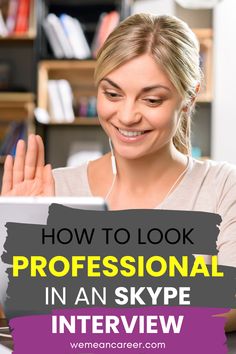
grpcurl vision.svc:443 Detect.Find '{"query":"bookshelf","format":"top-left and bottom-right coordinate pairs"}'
top-left (0, 0), bottom-right (38, 167)
top-left (38, 60), bottom-right (97, 124)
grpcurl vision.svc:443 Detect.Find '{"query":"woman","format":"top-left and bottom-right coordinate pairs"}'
top-left (1, 13), bottom-right (236, 329)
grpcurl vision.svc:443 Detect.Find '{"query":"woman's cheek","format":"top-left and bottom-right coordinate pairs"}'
top-left (97, 99), bottom-right (116, 121)
top-left (147, 106), bottom-right (179, 129)
top-left (96, 93), bottom-right (104, 117)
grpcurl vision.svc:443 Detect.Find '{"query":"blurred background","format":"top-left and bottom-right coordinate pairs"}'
top-left (0, 0), bottom-right (235, 186)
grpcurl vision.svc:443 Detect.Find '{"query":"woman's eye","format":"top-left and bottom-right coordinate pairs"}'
top-left (143, 98), bottom-right (163, 106)
top-left (103, 91), bottom-right (121, 99)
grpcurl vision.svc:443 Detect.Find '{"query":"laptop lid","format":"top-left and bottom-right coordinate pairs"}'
top-left (0, 197), bottom-right (108, 311)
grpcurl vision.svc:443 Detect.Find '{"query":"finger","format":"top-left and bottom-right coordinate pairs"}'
top-left (35, 135), bottom-right (45, 180)
top-left (1, 155), bottom-right (13, 195)
top-left (43, 164), bottom-right (55, 196)
top-left (13, 139), bottom-right (26, 185)
top-left (24, 134), bottom-right (38, 180)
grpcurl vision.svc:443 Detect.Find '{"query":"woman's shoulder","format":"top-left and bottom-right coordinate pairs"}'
top-left (190, 157), bottom-right (236, 193)
top-left (191, 157), bottom-right (236, 179)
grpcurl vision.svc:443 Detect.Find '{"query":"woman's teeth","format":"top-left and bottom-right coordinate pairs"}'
top-left (118, 129), bottom-right (145, 137)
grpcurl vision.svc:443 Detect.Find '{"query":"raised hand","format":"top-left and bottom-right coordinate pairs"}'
top-left (1, 134), bottom-right (55, 196)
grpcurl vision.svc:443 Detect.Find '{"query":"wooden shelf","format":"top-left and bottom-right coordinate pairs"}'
top-left (0, 92), bottom-right (35, 102)
top-left (0, 92), bottom-right (35, 136)
top-left (46, 117), bottom-right (100, 126)
top-left (39, 60), bottom-right (96, 70)
top-left (49, 0), bottom-right (117, 4)
top-left (0, 34), bottom-right (36, 41)
top-left (0, 92), bottom-right (35, 122)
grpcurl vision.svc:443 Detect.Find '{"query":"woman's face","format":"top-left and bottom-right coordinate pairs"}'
top-left (97, 54), bottom-right (184, 160)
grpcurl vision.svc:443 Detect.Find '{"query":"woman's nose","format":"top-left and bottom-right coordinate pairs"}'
top-left (117, 100), bottom-right (142, 126)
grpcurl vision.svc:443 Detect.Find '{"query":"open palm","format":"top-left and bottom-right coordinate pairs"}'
top-left (1, 135), bottom-right (55, 196)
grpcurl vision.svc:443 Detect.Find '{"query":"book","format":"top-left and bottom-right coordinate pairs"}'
top-left (57, 80), bottom-right (75, 123)
top-left (45, 13), bottom-right (74, 59)
top-left (43, 19), bottom-right (65, 58)
top-left (105, 11), bottom-right (120, 41)
top-left (47, 80), bottom-right (65, 123)
top-left (14, 0), bottom-right (30, 34)
top-left (92, 11), bottom-right (120, 58)
top-left (59, 14), bottom-right (91, 59)
top-left (0, 9), bottom-right (8, 37)
top-left (6, 0), bottom-right (19, 34)
top-left (91, 12), bottom-right (106, 57)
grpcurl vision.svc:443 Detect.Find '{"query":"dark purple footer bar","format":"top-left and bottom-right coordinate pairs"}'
top-left (10, 307), bottom-right (227, 354)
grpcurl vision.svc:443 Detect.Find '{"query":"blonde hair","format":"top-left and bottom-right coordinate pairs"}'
top-left (94, 13), bottom-right (202, 155)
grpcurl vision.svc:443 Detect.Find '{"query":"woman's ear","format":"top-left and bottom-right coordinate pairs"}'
top-left (182, 82), bottom-right (201, 113)
top-left (195, 82), bottom-right (200, 94)
top-left (191, 82), bottom-right (201, 107)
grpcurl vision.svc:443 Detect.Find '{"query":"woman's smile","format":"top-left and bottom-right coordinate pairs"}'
top-left (112, 123), bottom-right (152, 142)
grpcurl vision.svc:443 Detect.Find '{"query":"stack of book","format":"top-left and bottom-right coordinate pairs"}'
top-left (43, 10), bottom-right (120, 59)
top-left (47, 79), bottom-right (75, 123)
top-left (74, 96), bottom-right (97, 118)
top-left (0, 0), bottom-right (33, 37)
top-left (43, 13), bottom-right (91, 59)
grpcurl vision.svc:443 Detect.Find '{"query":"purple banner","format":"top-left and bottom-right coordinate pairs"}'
top-left (10, 306), bottom-right (227, 354)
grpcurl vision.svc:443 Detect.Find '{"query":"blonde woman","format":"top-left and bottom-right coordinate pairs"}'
top-left (1, 13), bottom-right (236, 329)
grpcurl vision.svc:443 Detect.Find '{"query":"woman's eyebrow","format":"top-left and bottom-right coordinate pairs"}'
top-left (142, 85), bottom-right (171, 93)
top-left (101, 78), bottom-right (121, 89)
top-left (101, 78), bottom-right (171, 92)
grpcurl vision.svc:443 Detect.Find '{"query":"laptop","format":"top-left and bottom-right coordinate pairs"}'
top-left (0, 343), bottom-right (11, 353)
top-left (0, 197), bottom-right (108, 306)
top-left (0, 197), bottom-right (107, 352)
